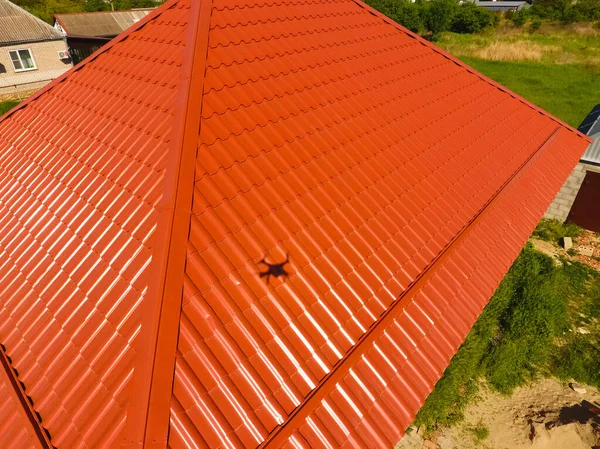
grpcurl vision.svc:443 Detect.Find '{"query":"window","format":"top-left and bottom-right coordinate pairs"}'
top-left (8, 49), bottom-right (36, 72)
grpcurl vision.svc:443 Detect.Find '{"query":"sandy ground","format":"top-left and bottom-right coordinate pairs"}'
top-left (397, 379), bottom-right (600, 449)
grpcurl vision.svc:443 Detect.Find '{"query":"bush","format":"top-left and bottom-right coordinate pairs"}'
top-left (560, 6), bottom-right (581, 24)
top-left (529, 17), bottom-right (542, 32)
top-left (532, 219), bottom-right (582, 245)
top-left (427, 0), bottom-right (456, 37)
top-left (396, 2), bottom-right (426, 33)
top-left (511, 10), bottom-right (529, 26)
top-left (452, 2), bottom-right (493, 33)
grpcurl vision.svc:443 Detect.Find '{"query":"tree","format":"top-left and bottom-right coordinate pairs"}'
top-left (451, 2), bottom-right (494, 33)
top-left (426, 0), bottom-right (456, 38)
top-left (396, 1), bottom-right (425, 33)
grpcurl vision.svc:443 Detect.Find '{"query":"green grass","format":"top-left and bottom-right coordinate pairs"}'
top-left (0, 101), bottom-right (19, 116)
top-left (469, 422), bottom-right (490, 441)
top-left (459, 57), bottom-right (600, 127)
top-left (414, 243), bottom-right (600, 431)
top-left (532, 218), bottom-right (583, 245)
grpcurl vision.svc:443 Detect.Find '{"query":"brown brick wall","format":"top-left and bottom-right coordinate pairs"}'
top-left (0, 40), bottom-right (71, 100)
top-left (545, 162), bottom-right (600, 221)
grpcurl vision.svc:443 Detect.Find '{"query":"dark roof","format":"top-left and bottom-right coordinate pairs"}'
top-left (0, 0), bottom-right (63, 44)
top-left (578, 104), bottom-right (600, 164)
top-left (0, 0), bottom-right (591, 448)
top-left (475, 0), bottom-right (528, 9)
top-left (54, 8), bottom-right (154, 37)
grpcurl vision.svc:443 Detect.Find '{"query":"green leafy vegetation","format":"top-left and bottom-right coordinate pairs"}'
top-left (0, 101), bottom-right (19, 116)
top-left (12, 0), bottom-right (161, 23)
top-left (532, 219), bottom-right (583, 245)
top-left (414, 243), bottom-right (600, 431)
top-left (365, 0), bottom-right (499, 39)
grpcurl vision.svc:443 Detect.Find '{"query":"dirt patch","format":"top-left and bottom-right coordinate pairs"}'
top-left (529, 230), bottom-right (600, 271)
top-left (397, 379), bottom-right (600, 449)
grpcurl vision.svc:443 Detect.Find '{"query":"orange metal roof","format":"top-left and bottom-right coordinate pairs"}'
top-left (0, 0), bottom-right (591, 448)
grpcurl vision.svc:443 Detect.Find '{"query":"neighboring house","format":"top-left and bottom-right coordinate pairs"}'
top-left (0, 2), bottom-right (590, 449)
top-left (54, 9), bottom-right (154, 63)
top-left (0, 0), bottom-right (71, 100)
top-left (545, 104), bottom-right (600, 231)
top-left (474, 0), bottom-right (529, 11)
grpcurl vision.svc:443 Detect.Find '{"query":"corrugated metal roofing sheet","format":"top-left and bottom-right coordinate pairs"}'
top-left (54, 9), bottom-right (154, 37)
top-left (581, 138), bottom-right (600, 165)
top-left (0, 0), bottom-right (63, 44)
top-left (579, 104), bottom-right (600, 165)
top-left (0, 0), bottom-right (591, 448)
top-left (0, 1), bottom-right (188, 448)
top-left (0, 360), bottom-right (42, 449)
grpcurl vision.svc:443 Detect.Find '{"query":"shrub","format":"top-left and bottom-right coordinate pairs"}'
top-left (396, 2), bottom-right (426, 33)
top-left (511, 10), bottom-right (529, 26)
top-left (529, 17), bottom-right (542, 32)
top-left (427, 0), bottom-right (456, 38)
top-left (560, 6), bottom-right (581, 24)
top-left (452, 2), bottom-right (494, 33)
top-left (532, 219), bottom-right (582, 245)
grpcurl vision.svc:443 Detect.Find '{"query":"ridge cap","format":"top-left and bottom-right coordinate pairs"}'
top-left (121, 0), bottom-right (214, 447)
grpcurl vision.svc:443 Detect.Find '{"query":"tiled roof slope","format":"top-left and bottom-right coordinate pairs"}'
top-left (0, 358), bottom-right (44, 449)
top-left (0, 1), bottom-right (188, 448)
top-left (165, 1), bottom-right (591, 449)
top-left (0, 0), bottom-right (63, 44)
top-left (0, 0), bottom-right (591, 449)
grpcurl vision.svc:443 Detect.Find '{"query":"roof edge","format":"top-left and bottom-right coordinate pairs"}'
top-left (0, 37), bottom-right (65, 46)
top-left (0, 344), bottom-right (52, 449)
top-left (259, 125), bottom-right (565, 448)
top-left (0, 0), bottom-right (178, 124)
top-left (352, 0), bottom-right (593, 145)
top-left (121, 0), bottom-right (214, 447)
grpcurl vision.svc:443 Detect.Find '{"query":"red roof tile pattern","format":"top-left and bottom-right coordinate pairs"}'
top-left (0, 1), bottom-right (188, 448)
top-left (0, 359), bottom-right (42, 449)
top-left (0, 0), bottom-right (591, 448)
top-left (162, 1), bottom-right (591, 448)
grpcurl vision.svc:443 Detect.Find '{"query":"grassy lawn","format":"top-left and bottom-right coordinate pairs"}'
top-left (459, 58), bottom-right (600, 127)
top-left (0, 101), bottom-right (19, 116)
top-left (436, 23), bottom-right (600, 127)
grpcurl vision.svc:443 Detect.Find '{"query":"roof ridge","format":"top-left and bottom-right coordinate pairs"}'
top-left (121, 0), bottom-right (214, 447)
top-left (54, 8), bottom-right (155, 17)
top-left (0, 0), bottom-right (179, 125)
top-left (350, 0), bottom-right (592, 144)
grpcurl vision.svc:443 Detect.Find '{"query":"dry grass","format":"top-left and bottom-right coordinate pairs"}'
top-left (449, 40), bottom-right (561, 61)
top-left (438, 22), bottom-right (600, 66)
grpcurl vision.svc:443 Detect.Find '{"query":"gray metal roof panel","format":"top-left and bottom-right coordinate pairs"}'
top-left (0, 0), bottom-right (63, 44)
top-left (578, 105), bottom-right (600, 164)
